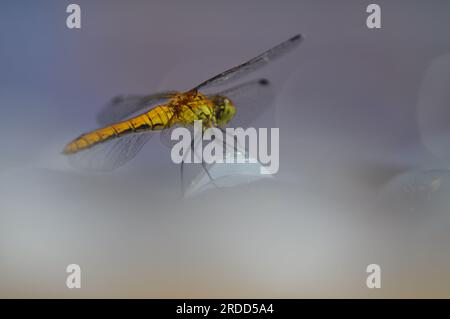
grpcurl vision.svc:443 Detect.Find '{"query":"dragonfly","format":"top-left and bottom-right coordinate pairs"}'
top-left (63, 34), bottom-right (302, 176)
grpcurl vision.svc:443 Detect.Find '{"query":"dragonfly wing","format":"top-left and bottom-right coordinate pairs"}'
top-left (97, 91), bottom-right (178, 126)
top-left (66, 131), bottom-right (154, 171)
top-left (193, 34), bottom-right (302, 91)
top-left (159, 121), bottom-right (203, 150)
top-left (160, 123), bottom-right (183, 149)
top-left (209, 78), bottom-right (276, 128)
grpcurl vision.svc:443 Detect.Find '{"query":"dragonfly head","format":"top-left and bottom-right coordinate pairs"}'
top-left (212, 95), bottom-right (236, 126)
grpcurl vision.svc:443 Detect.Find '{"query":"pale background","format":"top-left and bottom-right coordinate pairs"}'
top-left (1, 0), bottom-right (450, 298)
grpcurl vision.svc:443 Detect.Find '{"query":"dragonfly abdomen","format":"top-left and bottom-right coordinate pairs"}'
top-left (63, 105), bottom-right (174, 155)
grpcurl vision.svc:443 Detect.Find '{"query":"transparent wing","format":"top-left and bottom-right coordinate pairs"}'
top-left (159, 123), bottom-right (188, 150)
top-left (66, 131), bottom-right (154, 171)
top-left (209, 78), bottom-right (276, 128)
top-left (193, 34), bottom-right (302, 91)
top-left (97, 91), bottom-right (178, 126)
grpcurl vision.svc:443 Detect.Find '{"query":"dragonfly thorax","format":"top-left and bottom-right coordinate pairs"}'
top-left (170, 92), bottom-right (235, 128)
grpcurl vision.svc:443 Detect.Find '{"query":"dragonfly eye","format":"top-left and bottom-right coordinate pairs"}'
top-left (212, 96), bottom-right (235, 125)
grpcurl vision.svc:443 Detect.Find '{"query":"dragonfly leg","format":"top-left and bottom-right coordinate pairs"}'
top-left (180, 161), bottom-right (185, 196)
top-left (218, 127), bottom-right (247, 160)
top-left (180, 135), bottom-right (218, 195)
top-left (198, 132), bottom-right (218, 188)
top-left (202, 160), bottom-right (217, 187)
top-left (179, 137), bottom-right (195, 196)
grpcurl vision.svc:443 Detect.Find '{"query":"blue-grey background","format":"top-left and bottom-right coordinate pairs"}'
top-left (1, 0), bottom-right (450, 297)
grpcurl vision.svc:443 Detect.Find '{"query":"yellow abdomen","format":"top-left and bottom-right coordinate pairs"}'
top-left (63, 105), bottom-right (175, 154)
